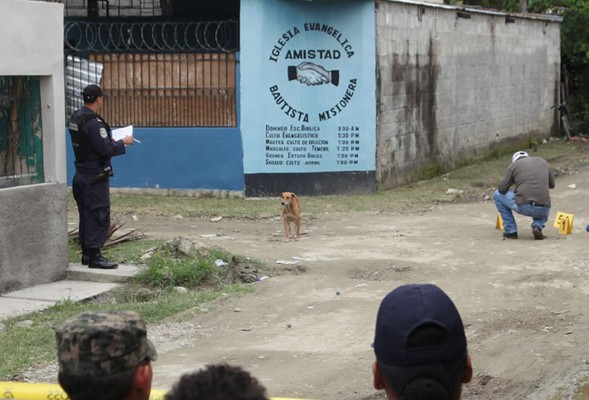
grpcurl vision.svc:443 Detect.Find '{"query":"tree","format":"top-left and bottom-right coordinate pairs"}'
top-left (531, 0), bottom-right (589, 134)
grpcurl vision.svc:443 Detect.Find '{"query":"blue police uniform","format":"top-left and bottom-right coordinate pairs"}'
top-left (69, 96), bottom-right (126, 269)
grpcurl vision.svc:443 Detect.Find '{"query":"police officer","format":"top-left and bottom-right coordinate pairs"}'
top-left (69, 84), bottom-right (133, 269)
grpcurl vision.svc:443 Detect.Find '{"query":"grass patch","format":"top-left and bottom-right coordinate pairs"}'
top-left (68, 236), bottom-right (162, 264)
top-left (134, 247), bottom-right (245, 289)
top-left (110, 195), bottom-right (275, 219)
top-left (135, 250), bottom-right (217, 289)
top-left (416, 161), bottom-right (444, 181)
top-left (0, 284), bottom-right (252, 380)
top-left (104, 140), bottom-right (589, 217)
top-left (8, 238), bottom-right (262, 381)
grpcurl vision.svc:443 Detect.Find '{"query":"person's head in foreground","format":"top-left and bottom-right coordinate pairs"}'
top-left (372, 284), bottom-right (472, 400)
top-left (56, 310), bottom-right (157, 400)
top-left (165, 363), bottom-right (268, 400)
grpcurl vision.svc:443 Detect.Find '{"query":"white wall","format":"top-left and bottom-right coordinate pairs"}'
top-left (376, 1), bottom-right (561, 187)
top-left (0, 0), bottom-right (68, 294)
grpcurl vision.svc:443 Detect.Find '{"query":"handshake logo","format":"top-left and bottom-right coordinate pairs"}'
top-left (288, 62), bottom-right (339, 87)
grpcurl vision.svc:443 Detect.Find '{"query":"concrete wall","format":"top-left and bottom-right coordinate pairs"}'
top-left (376, 1), bottom-right (561, 188)
top-left (0, 184), bottom-right (68, 293)
top-left (0, 0), bottom-right (68, 294)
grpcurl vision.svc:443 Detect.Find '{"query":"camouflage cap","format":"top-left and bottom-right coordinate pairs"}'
top-left (55, 311), bottom-right (157, 377)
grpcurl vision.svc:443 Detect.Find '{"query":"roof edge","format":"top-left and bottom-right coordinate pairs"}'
top-left (380, 0), bottom-right (564, 23)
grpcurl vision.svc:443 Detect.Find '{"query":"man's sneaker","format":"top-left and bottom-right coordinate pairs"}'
top-left (503, 232), bottom-right (518, 239)
top-left (532, 226), bottom-right (545, 240)
top-left (81, 255), bottom-right (89, 265)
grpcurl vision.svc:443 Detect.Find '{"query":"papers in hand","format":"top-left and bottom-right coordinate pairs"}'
top-left (112, 125), bottom-right (141, 143)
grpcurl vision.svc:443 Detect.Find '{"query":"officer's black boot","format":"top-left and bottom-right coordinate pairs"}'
top-left (80, 245), bottom-right (89, 265)
top-left (88, 249), bottom-right (118, 269)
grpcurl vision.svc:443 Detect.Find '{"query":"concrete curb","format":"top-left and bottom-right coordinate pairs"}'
top-left (67, 263), bottom-right (144, 283)
top-left (0, 263), bottom-right (141, 320)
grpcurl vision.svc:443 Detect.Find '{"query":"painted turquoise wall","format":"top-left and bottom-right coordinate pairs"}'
top-left (65, 126), bottom-right (244, 190)
top-left (241, 0), bottom-right (376, 174)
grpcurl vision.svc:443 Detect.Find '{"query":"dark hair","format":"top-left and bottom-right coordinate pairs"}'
top-left (58, 367), bottom-right (137, 400)
top-left (399, 358), bottom-right (465, 400)
top-left (381, 324), bottom-right (466, 400)
top-left (403, 377), bottom-right (450, 400)
top-left (165, 364), bottom-right (268, 400)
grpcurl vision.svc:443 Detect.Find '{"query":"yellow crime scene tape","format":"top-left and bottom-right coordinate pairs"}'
top-left (0, 382), bottom-right (304, 400)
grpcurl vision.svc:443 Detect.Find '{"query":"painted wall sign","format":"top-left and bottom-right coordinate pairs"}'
top-left (241, 0), bottom-right (376, 174)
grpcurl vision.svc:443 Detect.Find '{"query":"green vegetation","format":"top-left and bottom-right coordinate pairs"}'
top-left (68, 236), bottom-right (163, 264)
top-left (2, 237), bottom-right (257, 380)
top-left (135, 249), bottom-right (216, 289)
top-left (528, 0), bottom-right (589, 135)
top-left (0, 285), bottom-right (251, 380)
top-left (416, 161), bottom-right (444, 181)
top-left (133, 247), bottom-right (249, 289)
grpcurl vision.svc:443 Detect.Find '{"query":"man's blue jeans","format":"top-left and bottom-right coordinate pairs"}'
top-left (493, 190), bottom-right (550, 234)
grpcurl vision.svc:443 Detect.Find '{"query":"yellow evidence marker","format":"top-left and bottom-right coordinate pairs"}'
top-left (496, 214), bottom-right (504, 230)
top-left (553, 211), bottom-right (574, 235)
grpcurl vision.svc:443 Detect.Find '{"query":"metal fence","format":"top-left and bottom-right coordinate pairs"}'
top-left (65, 19), bottom-right (239, 127)
top-left (0, 76), bottom-right (44, 188)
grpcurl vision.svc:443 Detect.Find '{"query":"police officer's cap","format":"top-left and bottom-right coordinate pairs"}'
top-left (82, 84), bottom-right (104, 103)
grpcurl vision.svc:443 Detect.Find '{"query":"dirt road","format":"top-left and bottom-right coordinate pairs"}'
top-left (126, 168), bottom-right (589, 400)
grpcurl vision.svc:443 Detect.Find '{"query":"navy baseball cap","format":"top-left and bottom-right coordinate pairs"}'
top-left (82, 84), bottom-right (104, 103)
top-left (373, 284), bottom-right (467, 366)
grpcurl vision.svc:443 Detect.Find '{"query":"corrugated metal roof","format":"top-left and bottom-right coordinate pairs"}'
top-left (64, 55), bottom-right (103, 116)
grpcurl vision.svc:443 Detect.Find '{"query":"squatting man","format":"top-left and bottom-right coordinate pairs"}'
top-left (493, 151), bottom-right (555, 240)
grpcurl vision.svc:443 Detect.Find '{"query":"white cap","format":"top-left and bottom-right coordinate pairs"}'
top-left (512, 151), bottom-right (528, 163)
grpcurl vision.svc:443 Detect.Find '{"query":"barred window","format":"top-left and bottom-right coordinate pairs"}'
top-left (62, 0), bottom-right (165, 18)
top-left (0, 77), bottom-right (44, 188)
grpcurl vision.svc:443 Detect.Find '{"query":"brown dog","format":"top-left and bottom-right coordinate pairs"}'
top-left (280, 192), bottom-right (301, 241)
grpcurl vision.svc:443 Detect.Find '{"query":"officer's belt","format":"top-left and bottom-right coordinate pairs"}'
top-left (528, 201), bottom-right (548, 207)
top-left (74, 160), bottom-right (103, 173)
